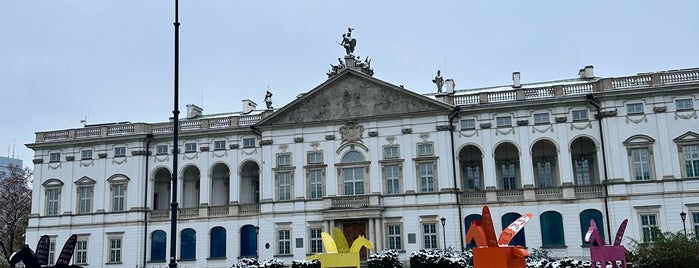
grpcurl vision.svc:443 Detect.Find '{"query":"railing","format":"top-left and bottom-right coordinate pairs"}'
top-left (209, 117), bottom-right (231, 128)
top-left (75, 127), bottom-right (101, 139)
top-left (208, 205), bottom-right (229, 217)
top-left (574, 185), bottom-right (603, 198)
top-left (459, 191), bottom-right (486, 204)
top-left (496, 190), bottom-right (524, 202)
top-left (487, 91), bottom-right (516, 103)
top-left (239, 204), bottom-right (260, 216)
top-left (178, 207), bottom-right (199, 219)
top-left (149, 210), bottom-right (169, 221)
top-left (535, 187), bottom-right (563, 200)
top-left (454, 94), bottom-right (479, 105)
top-left (563, 83), bottom-right (593, 95)
top-left (611, 75), bottom-right (651, 89)
top-left (524, 87), bottom-right (554, 99)
top-left (106, 124), bottom-right (134, 136)
top-left (180, 120), bottom-right (203, 131)
top-left (152, 123), bottom-right (173, 134)
top-left (331, 195), bottom-right (370, 209)
top-left (661, 69), bottom-right (699, 84)
top-left (239, 114), bottom-right (262, 126)
top-left (42, 130), bottom-right (70, 141)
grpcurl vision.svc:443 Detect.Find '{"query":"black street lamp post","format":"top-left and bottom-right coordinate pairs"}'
top-left (680, 211), bottom-right (687, 236)
top-left (169, 0), bottom-right (181, 267)
top-left (440, 217), bottom-right (447, 250)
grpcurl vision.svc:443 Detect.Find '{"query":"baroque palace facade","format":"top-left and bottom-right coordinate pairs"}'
top-left (26, 50), bottom-right (699, 267)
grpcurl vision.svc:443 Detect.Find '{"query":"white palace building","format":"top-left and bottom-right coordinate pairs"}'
top-left (26, 42), bottom-right (699, 267)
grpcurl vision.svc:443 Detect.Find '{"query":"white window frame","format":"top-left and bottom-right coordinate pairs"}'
top-left (48, 237), bottom-right (56, 264)
top-left (49, 152), bottom-right (61, 162)
top-left (308, 151), bottom-right (323, 164)
top-left (45, 187), bottom-right (61, 216)
top-left (386, 223), bottom-right (403, 250)
top-left (417, 162), bottom-right (437, 193)
top-left (243, 138), bottom-right (256, 148)
top-left (108, 236), bottom-right (123, 263)
top-left (213, 140), bottom-right (226, 151)
top-left (74, 236), bottom-right (88, 265)
top-left (624, 135), bottom-right (656, 181)
top-left (383, 146), bottom-right (399, 159)
top-left (80, 149), bottom-right (93, 160)
top-left (309, 227), bottom-right (324, 254)
top-left (640, 213), bottom-right (659, 242)
top-left (277, 229), bottom-right (291, 255)
top-left (308, 169), bottom-right (324, 199)
top-left (460, 119), bottom-right (476, 130)
top-left (676, 98), bottom-right (694, 111)
top-left (384, 164), bottom-right (401, 195)
top-left (184, 142), bottom-right (197, 153)
top-left (626, 103), bottom-right (644, 115)
top-left (496, 116), bottom-right (512, 127)
top-left (533, 113), bottom-right (550, 125)
top-left (156, 145), bottom-right (168, 155)
top-left (276, 172), bottom-right (293, 201)
top-left (422, 222), bottom-right (438, 249)
top-left (417, 143), bottom-right (434, 157)
top-left (277, 154), bottom-right (291, 167)
top-left (572, 109), bottom-right (588, 121)
top-left (114, 146), bottom-right (126, 157)
top-left (111, 184), bottom-right (127, 212)
top-left (78, 186), bottom-right (93, 214)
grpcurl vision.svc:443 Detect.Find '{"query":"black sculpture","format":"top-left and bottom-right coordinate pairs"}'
top-left (10, 234), bottom-right (82, 268)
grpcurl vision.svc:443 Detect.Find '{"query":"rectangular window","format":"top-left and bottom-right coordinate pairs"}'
top-left (533, 113), bottom-right (550, 125)
top-left (676, 99), bottom-right (694, 111)
top-left (309, 170), bottom-right (323, 199)
top-left (156, 145), bottom-right (168, 155)
top-left (309, 228), bottom-right (323, 254)
top-left (423, 223), bottom-right (438, 249)
top-left (243, 138), bottom-right (256, 148)
top-left (632, 148), bottom-right (652, 180)
top-left (213, 140), bottom-right (226, 150)
top-left (460, 119), bottom-right (476, 130)
top-left (114, 147), bottom-right (126, 157)
top-left (343, 167), bottom-right (364, 195)
top-left (496, 116), bottom-right (512, 127)
top-left (626, 103), bottom-right (644, 115)
top-left (640, 214), bottom-right (659, 242)
top-left (502, 163), bottom-right (517, 190)
top-left (385, 165), bottom-right (401, 194)
top-left (75, 239), bottom-right (88, 264)
top-left (78, 186), bottom-right (92, 214)
top-left (112, 184), bottom-right (126, 212)
top-left (49, 152), bottom-right (61, 162)
top-left (387, 224), bottom-right (402, 250)
top-left (308, 152), bottom-right (323, 164)
top-left (109, 238), bottom-right (122, 263)
top-left (572, 110), bottom-right (588, 121)
top-left (46, 189), bottom-right (60, 216)
top-left (48, 240), bottom-right (56, 264)
top-left (464, 165), bottom-right (481, 191)
top-left (277, 172), bottom-right (292, 201)
top-left (693, 212), bottom-right (699, 240)
top-left (536, 162), bottom-right (554, 188)
top-left (417, 144), bottom-right (433, 156)
top-left (184, 142), bottom-right (197, 153)
top-left (278, 230), bottom-right (291, 255)
top-left (81, 149), bottom-right (92, 160)
top-left (683, 144), bottom-right (699, 177)
top-left (277, 154), bottom-right (291, 166)
top-left (419, 163), bottom-right (435, 192)
top-left (384, 146), bottom-right (399, 159)
top-left (574, 159), bottom-right (592, 185)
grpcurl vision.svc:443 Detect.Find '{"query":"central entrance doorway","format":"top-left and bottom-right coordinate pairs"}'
top-left (339, 220), bottom-right (368, 260)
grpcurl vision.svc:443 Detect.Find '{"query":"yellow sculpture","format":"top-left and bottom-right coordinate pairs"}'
top-left (307, 227), bottom-right (374, 268)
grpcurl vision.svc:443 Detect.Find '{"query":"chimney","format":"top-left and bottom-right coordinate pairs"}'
top-left (512, 72), bottom-right (521, 88)
top-left (242, 99), bottom-right (257, 114)
top-left (445, 79), bottom-right (455, 94)
top-left (579, 65), bottom-right (594, 78)
top-left (186, 104), bottom-right (203, 119)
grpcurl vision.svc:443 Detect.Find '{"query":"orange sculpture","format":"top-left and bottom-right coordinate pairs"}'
top-left (465, 206), bottom-right (532, 268)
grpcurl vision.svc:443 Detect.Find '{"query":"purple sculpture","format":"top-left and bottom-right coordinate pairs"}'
top-left (585, 219), bottom-right (628, 268)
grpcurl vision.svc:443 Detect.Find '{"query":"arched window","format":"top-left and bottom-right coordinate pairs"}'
top-left (150, 230), bottom-right (166, 262)
top-left (540, 211), bottom-right (565, 247)
top-left (180, 228), bottom-right (196, 260)
top-left (342, 151), bottom-right (365, 195)
top-left (464, 214), bottom-right (483, 248)
top-left (580, 209), bottom-right (604, 245)
top-left (240, 225), bottom-right (258, 257)
top-left (502, 213), bottom-right (526, 246)
top-left (210, 226), bottom-right (226, 258)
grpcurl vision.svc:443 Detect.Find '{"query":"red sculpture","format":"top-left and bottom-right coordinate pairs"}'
top-left (465, 206), bottom-right (532, 268)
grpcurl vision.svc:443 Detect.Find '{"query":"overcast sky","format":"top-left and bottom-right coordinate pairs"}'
top-left (2, 1), bottom-right (698, 166)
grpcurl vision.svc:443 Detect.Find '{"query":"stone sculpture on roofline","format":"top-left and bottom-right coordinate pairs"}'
top-left (327, 28), bottom-right (374, 78)
top-left (465, 205), bottom-right (532, 268)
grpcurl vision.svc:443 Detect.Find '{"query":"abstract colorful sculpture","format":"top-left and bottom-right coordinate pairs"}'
top-left (465, 206), bottom-right (532, 268)
top-left (585, 219), bottom-right (628, 268)
top-left (307, 227), bottom-right (374, 268)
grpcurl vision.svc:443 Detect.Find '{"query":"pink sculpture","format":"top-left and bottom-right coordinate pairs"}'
top-left (585, 219), bottom-right (628, 268)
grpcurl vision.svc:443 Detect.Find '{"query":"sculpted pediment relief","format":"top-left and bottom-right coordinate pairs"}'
top-left (260, 71), bottom-right (452, 126)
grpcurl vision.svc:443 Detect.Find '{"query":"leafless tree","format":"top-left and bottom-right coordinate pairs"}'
top-left (0, 165), bottom-right (32, 267)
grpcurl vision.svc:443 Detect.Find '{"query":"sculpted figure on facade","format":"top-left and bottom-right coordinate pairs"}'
top-left (339, 121), bottom-right (364, 143)
top-left (340, 28), bottom-right (357, 55)
top-left (433, 70), bottom-right (444, 93)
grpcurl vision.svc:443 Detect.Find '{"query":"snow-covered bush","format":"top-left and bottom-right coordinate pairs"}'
top-left (409, 248), bottom-right (473, 268)
top-left (525, 248), bottom-right (590, 268)
top-left (291, 259), bottom-right (320, 268)
top-left (368, 249), bottom-right (403, 268)
top-left (230, 257), bottom-right (284, 268)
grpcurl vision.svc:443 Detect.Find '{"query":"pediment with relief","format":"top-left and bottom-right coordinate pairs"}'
top-left (259, 70), bottom-right (452, 126)
top-left (674, 131), bottom-right (699, 143)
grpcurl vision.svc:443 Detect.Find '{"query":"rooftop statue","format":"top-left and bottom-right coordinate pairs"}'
top-left (465, 206), bottom-right (531, 268)
top-left (265, 91), bottom-right (273, 109)
top-left (340, 28), bottom-right (357, 55)
top-left (585, 219), bottom-right (628, 268)
top-left (307, 227), bottom-right (373, 268)
top-left (433, 70), bottom-right (444, 93)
